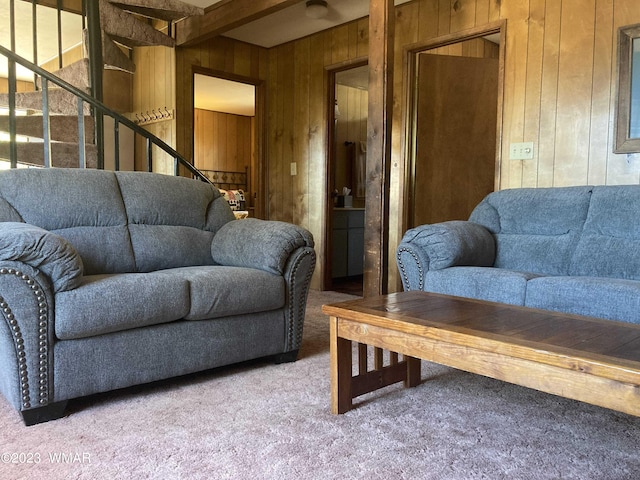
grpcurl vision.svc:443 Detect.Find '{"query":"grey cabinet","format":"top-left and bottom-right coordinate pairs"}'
top-left (332, 208), bottom-right (364, 278)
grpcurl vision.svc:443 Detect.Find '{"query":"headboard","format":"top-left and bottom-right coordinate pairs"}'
top-left (200, 168), bottom-right (248, 212)
top-left (200, 168), bottom-right (248, 191)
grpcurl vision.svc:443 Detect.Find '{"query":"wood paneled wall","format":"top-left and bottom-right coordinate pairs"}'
top-left (175, 37), bottom-right (268, 162)
top-left (0, 79), bottom-right (34, 93)
top-left (194, 108), bottom-right (253, 174)
top-left (173, 0), bottom-right (640, 291)
top-left (132, 44), bottom-right (176, 174)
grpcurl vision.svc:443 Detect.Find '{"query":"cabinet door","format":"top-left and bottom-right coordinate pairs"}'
top-left (332, 229), bottom-right (348, 278)
top-left (348, 227), bottom-right (364, 276)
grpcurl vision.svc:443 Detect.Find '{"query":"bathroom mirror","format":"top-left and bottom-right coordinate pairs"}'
top-left (614, 24), bottom-right (640, 153)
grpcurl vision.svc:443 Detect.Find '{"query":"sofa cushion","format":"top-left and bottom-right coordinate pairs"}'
top-left (54, 226), bottom-right (136, 274)
top-left (569, 185), bottom-right (640, 280)
top-left (55, 272), bottom-right (190, 340)
top-left (0, 222), bottom-right (84, 292)
top-left (424, 266), bottom-right (541, 305)
top-left (469, 186), bottom-right (592, 275)
top-left (115, 172), bottom-right (233, 272)
top-left (162, 266), bottom-right (285, 320)
top-left (211, 219), bottom-right (314, 275)
top-left (0, 168), bottom-right (136, 275)
top-left (525, 276), bottom-right (640, 324)
top-left (128, 225), bottom-right (215, 272)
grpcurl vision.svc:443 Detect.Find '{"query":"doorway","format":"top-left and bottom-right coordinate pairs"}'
top-left (325, 61), bottom-right (368, 295)
top-left (406, 23), bottom-right (505, 229)
top-left (192, 69), bottom-right (266, 219)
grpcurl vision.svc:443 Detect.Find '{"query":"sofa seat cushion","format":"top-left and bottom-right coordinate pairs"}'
top-left (424, 266), bottom-right (542, 305)
top-left (55, 272), bottom-right (191, 340)
top-left (525, 276), bottom-right (640, 324)
top-left (54, 266), bottom-right (285, 340)
top-left (163, 266), bottom-right (285, 321)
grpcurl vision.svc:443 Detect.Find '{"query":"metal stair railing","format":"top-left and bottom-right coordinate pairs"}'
top-left (0, 44), bottom-right (209, 182)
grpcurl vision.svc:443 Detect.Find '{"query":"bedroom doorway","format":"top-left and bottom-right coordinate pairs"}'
top-left (192, 69), bottom-right (265, 219)
top-left (405, 23), bottom-right (505, 228)
top-left (325, 60), bottom-right (368, 295)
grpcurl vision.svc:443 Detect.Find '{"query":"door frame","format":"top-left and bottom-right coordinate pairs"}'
top-left (323, 57), bottom-right (368, 291)
top-left (402, 20), bottom-right (506, 230)
top-left (191, 66), bottom-right (266, 219)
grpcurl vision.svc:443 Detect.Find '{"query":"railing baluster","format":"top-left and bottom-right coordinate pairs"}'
top-left (10, 0), bottom-right (16, 51)
top-left (114, 119), bottom-right (120, 171)
top-left (41, 78), bottom-right (52, 168)
top-left (77, 98), bottom-right (86, 168)
top-left (57, 0), bottom-right (63, 70)
top-left (8, 58), bottom-right (17, 169)
top-left (146, 137), bottom-right (153, 172)
top-left (32, 0), bottom-right (38, 89)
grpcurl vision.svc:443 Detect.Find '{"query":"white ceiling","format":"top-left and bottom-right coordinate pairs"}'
top-left (182, 0), bottom-right (413, 48)
top-left (194, 74), bottom-right (256, 116)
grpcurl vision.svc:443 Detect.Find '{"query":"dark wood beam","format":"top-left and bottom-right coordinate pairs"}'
top-left (363, 0), bottom-right (394, 298)
top-left (175, 0), bottom-right (299, 46)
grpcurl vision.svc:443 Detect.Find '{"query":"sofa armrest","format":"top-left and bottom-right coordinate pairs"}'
top-left (0, 260), bottom-right (56, 414)
top-left (212, 218), bottom-right (316, 354)
top-left (396, 221), bottom-right (495, 291)
top-left (0, 222), bottom-right (83, 292)
top-left (211, 218), bottom-right (314, 275)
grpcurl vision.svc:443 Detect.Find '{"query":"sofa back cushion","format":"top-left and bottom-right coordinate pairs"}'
top-left (569, 185), bottom-right (640, 280)
top-left (469, 186), bottom-right (593, 275)
top-left (0, 168), bottom-right (135, 274)
top-left (114, 171), bottom-right (233, 271)
top-left (0, 169), bottom-right (234, 275)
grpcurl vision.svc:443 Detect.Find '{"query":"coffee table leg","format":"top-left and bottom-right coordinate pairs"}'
top-left (405, 356), bottom-right (422, 388)
top-left (330, 316), bottom-right (353, 414)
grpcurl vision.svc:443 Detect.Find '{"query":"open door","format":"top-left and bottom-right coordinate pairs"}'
top-left (324, 62), bottom-right (368, 295)
top-left (412, 53), bottom-right (498, 226)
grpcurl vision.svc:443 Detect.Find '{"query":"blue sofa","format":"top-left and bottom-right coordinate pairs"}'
top-left (0, 168), bottom-right (316, 425)
top-left (396, 185), bottom-right (640, 325)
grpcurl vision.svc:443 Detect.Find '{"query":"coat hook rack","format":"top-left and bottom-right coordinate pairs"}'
top-left (130, 107), bottom-right (174, 126)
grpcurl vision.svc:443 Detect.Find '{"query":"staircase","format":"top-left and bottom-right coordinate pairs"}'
top-left (0, 0), bottom-right (203, 171)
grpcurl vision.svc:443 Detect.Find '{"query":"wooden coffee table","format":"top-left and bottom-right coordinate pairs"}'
top-left (322, 291), bottom-right (640, 416)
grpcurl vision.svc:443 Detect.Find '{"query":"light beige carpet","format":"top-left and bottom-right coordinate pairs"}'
top-left (1, 290), bottom-right (639, 479)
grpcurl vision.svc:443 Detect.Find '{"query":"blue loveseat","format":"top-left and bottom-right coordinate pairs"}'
top-left (396, 185), bottom-right (640, 325)
top-left (0, 168), bottom-right (316, 425)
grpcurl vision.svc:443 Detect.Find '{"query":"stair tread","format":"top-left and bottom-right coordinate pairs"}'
top-left (100, 0), bottom-right (175, 48)
top-left (103, 33), bottom-right (137, 73)
top-left (0, 115), bottom-right (95, 143)
top-left (107, 0), bottom-right (204, 21)
top-left (0, 141), bottom-right (98, 169)
top-left (36, 59), bottom-right (90, 90)
top-left (0, 90), bottom-right (93, 116)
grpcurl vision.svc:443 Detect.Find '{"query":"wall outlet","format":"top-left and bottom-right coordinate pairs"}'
top-left (510, 142), bottom-right (534, 160)
top-left (290, 162), bottom-right (297, 176)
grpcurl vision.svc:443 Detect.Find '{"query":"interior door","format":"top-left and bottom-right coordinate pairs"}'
top-left (412, 53), bottom-right (498, 226)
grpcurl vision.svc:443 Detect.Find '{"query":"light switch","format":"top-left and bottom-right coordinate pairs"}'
top-left (510, 142), bottom-right (534, 160)
top-left (290, 162), bottom-right (297, 176)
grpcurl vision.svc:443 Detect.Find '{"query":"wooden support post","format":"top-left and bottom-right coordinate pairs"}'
top-left (364, 0), bottom-right (395, 298)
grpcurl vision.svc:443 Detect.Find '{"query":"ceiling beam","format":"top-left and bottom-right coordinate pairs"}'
top-left (175, 0), bottom-right (299, 46)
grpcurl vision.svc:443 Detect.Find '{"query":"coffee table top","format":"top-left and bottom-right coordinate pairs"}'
top-left (323, 291), bottom-right (640, 383)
